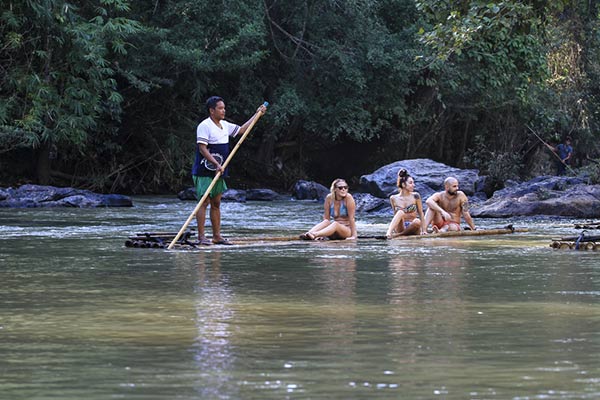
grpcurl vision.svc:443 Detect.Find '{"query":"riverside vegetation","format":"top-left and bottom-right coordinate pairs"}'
top-left (2, 1), bottom-right (600, 194)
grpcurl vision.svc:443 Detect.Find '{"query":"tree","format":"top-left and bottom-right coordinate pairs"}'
top-left (415, 1), bottom-right (548, 163)
top-left (0, 0), bottom-right (142, 184)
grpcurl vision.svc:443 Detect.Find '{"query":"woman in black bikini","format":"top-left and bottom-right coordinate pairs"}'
top-left (300, 178), bottom-right (357, 240)
top-left (385, 169), bottom-right (425, 238)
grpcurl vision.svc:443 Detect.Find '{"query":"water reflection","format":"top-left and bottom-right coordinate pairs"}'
top-left (2, 201), bottom-right (600, 399)
top-left (387, 256), bottom-right (421, 301)
top-left (387, 251), bottom-right (468, 302)
top-left (315, 256), bottom-right (357, 352)
top-left (193, 252), bottom-right (237, 399)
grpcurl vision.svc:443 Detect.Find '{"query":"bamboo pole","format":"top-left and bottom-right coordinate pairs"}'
top-left (526, 125), bottom-right (576, 174)
top-left (167, 102), bottom-right (268, 249)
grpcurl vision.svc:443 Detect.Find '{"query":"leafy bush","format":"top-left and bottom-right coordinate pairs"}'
top-left (464, 137), bottom-right (523, 196)
top-left (580, 160), bottom-right (600, 184)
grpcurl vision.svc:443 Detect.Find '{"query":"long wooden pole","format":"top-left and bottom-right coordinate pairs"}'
top-left (167, 102), bottom-right (268, 249)
top-left (526, 125), bottom-right (576, 174)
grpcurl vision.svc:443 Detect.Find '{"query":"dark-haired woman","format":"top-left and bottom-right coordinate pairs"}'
top-left (300, 178), bottom-right (357, 240)
top-left (385, 169), bottom-right (425, 238)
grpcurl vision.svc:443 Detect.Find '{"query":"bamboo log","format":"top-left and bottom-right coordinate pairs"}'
top-left (388, 227), bottom-right (527, 241)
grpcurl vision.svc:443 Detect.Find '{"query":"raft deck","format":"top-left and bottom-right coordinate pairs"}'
top-left (125, 226), bottom-right (528, 250)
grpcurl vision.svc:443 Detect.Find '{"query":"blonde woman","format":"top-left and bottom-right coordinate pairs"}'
top-left (386, 169), bottom-right (425, 238)
top-left (300, 178), bottom-right (357, 240)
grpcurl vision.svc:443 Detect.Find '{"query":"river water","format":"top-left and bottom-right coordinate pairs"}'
top-left (1, 196), bottom-right (599, 399)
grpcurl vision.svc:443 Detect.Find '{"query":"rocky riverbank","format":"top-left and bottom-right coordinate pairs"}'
top-left (3, 159), bottom-right (600, 218)
top-left (0, 185), bottom-right (132, 207)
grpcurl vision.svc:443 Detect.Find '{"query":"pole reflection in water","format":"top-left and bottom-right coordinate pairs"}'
top-left (192, 251), bottom-right (237, 398)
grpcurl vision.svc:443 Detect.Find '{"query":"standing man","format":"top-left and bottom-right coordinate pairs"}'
top-left (423, 177), bottom-right (476, 232)
top-left (193, 96), bottom-right (267, 245)
top-left (549, 136), bottom-right (573, 175)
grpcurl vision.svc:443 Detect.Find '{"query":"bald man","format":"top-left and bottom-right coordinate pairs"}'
top-left (424, 177), bottom-right (476, 233)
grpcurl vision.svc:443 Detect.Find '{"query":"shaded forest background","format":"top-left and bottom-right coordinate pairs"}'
top-left (2, 0), bottom-right (600, 194)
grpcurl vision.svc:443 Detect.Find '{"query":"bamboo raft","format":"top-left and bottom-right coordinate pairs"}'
top-left (125, 226), bottom-right (527, 250)
top-left (550, 232), bottom-right (600, 250)
top-left (574, 222), bottom-right (600, 230)
top-left (125, 231), bottom-right (197, 248)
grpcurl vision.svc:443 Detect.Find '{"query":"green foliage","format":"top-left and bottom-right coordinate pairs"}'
top-left (2, 0), bottom-right (600, 192)
top-left (268, 0), bottom-right (418, 143)
top-left (416, 0), bottom-right (548, 106)
top-left (464, 136), bottom-right (523, 195)
top-left (0, 0), bottom-right (142, 171)
top-left (579, 159), bottom-right (600, 184)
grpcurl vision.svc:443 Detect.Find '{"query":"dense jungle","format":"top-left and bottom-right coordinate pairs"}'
top-left (2, 0), bottom-right (600, 194)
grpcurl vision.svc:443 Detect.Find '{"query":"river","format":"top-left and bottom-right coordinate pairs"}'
top-left (1, 196), bottom-right (599, 399)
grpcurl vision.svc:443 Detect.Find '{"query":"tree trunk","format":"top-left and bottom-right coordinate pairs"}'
top-left (37, 32), bottom-right (54, 185)
top-left (36, 140), bottom-right (52, 185)
top-left (257, 133), bottom-right (276, 175)
top-left (457, 119), bottom-right (470, 166)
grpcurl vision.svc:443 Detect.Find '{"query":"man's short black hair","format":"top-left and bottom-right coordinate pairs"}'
top-left (206, 96), bottom-right (224, 113)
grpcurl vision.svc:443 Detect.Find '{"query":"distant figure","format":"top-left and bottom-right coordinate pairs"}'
top-left (300, 178), bottom-right (357, 240)
top-left (385, 169), bottom-right (425, 238)
top-left (193, 96), bottom-right (267, 245)
top-left (549, 136), bottom-right (573, 175)
top-left (424, 177), bottom-right (476, 232)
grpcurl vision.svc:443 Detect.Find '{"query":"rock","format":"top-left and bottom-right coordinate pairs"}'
top-left (487, 175), bottom-right (585, 199)
top-left (292, 180), bottom-right (330, 200)
top-left (0, 184), bottom-right (132, 208)
top-left (177, 187), bottom-right (284, 202)
top-left (352, 193), bottom-right (390, 215)
top-left (60, 195), bottom-right (98, 208)
top-left (0, 187), bottom-right (10, 201)
top-left (178, 187), bottom-right (247, 202)
top-left (177, 187), bottom-right (197, 201)
top-left (222, 189), bottom-right (247, 202)
top-left (246, 188), bottom-right (285, 201)
top-left (100, 194), bottom-right (135, 207)
top-left (359, 158), bottom-right (483, 199)
top-left (471, 176), bottom-right (600, 218)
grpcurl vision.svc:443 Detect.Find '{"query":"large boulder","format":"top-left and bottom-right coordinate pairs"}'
top-left (353, 193), bottom-right (389, 215)
top-left (292, 180), bottom-right (329, 200)
top-left (359, 159), bottom-right (483, 199)
top-left (0, 184), bottom-right (132, 208)
top-left (471, 176), bottom-right (600, 217)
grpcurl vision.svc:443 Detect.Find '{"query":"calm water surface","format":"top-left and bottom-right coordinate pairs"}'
top-left (1, 196), bottom-right (599, 399)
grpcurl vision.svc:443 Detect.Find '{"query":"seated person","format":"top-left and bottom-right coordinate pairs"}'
top-left (300, 178), bottom-right (357, 240)
top-left (385, 169), bottom-right (425, 238)
top-left (424, 177), bottom-right (476, 232)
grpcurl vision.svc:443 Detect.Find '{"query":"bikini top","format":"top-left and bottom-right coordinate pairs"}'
top-left (330, 199), bottom-right (348, 218)
top-left (400, 203), bottom-right (417, 213)
top-left (393, 194), bottom-right (418, 214)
